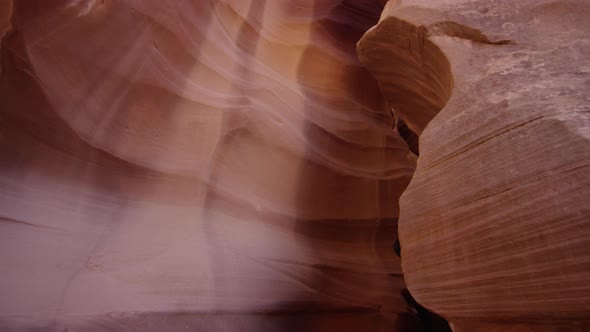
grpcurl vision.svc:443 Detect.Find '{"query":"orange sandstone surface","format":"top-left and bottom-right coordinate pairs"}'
top-left (0, 1), bottom-right (588, 331)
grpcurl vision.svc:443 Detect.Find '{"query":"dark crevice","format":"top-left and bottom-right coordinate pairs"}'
top-left (392, 110), bottom-right (420, 156)
top-left (357, 9), bottom-right (457, 332)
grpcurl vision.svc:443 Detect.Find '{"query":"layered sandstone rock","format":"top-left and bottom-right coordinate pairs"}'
top-left (359, 0), bottom-right (590, 330)
top-left (2, 0), bottom-right (588, 331)
top-left (0, 0), bottom-right (421, 331)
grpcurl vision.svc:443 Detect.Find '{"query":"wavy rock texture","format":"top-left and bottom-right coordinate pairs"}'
top-left (3, 0), bottom-right (589, 331)
top-left (0, 0), bottom-right (424, 331)
top-left (359, 0), bottom-right (590, 331)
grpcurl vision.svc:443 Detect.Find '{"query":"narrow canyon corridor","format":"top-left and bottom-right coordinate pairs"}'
top-left (1, 1), bottom-right (589, 331)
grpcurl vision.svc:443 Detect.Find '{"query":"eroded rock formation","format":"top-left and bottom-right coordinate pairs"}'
top-left (0, 0), bottom-right (420, 331)
top-left (1, 0), bottom-right (589, 331)
top-left (359, 0), bottom-right (590, 331)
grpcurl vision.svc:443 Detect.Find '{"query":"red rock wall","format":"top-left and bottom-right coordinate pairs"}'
top-left (0, 0), bottom-right (420, 331)
top-left (360, 0), bottom-right (590, 330)
top-left (2, 0), bottom-right (589, 331)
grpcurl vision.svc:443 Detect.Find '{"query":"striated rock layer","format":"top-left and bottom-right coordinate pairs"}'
top-left (3, 0), bottom-right (589, 331)
top-left (0, 0), bottom-right (422, 331)
top-left (359, 0), bottom-right (590, 330)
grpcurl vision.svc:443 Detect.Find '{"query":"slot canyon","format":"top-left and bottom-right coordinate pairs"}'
top-left (0, 0), bottom-right (589, 331)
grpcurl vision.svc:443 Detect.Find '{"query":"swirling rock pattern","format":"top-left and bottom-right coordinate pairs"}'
top-left (3, 0), bottom-right (589, 331)
top-left (0, 0), bottom-right (421, 331)
top-left (364, 0), bottom-right (590, 330)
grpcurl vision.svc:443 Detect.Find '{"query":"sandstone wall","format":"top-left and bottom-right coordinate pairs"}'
top-left (359, 0), bottom-right (590, 330)
top-left (0, 1), bottom-right (417, 330)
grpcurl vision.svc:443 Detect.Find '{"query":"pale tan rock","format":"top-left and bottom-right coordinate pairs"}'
top-left (360, 0), bottom-right (590, 330)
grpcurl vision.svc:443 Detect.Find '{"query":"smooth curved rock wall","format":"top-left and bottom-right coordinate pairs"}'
top-left (0, 1), bottom-right (419, 331)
